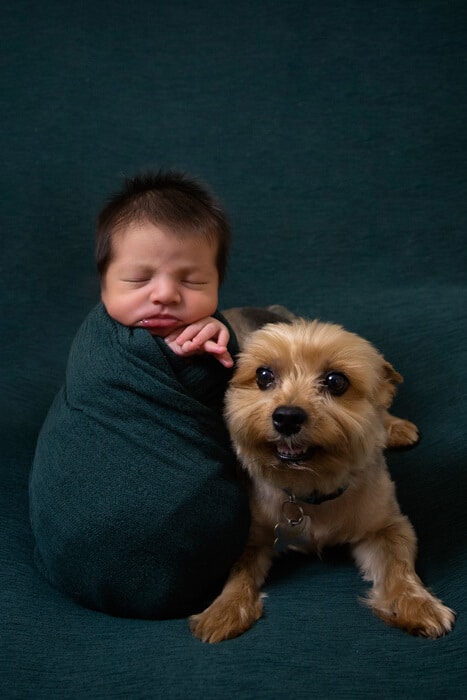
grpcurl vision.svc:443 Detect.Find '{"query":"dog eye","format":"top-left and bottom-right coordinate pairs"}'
top-left (256, 367), bottom-right (275, 390)
top-left (324, 371), bottom-right (349, 396)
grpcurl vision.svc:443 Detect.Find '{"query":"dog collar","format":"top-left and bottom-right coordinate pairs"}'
top-left (283, 484), bottom-right (348, 506)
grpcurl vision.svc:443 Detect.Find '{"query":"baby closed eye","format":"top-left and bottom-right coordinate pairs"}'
top-left (121, 278), bottom-right (151, 285)
top-left (182, 280), bottom-right (208, 287)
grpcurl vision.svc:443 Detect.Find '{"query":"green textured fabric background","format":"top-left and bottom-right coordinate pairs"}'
top-left (1, 1), bottom-right (466, 698)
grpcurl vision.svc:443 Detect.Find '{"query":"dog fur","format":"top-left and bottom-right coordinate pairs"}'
top-left (190, 314), bottom-right (455, 641)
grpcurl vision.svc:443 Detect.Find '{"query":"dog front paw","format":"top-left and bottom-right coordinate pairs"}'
top-left (189, 593), bottom-right (264, 643)
top-left (373, 591), bottom-right (455, 638)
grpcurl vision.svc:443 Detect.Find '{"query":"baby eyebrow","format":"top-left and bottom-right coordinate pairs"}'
top-left (120, 265), bottom-right (153, 277)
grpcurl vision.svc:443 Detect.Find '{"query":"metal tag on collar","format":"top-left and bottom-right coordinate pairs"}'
top-left (274, 493), bottom-right (310, 554)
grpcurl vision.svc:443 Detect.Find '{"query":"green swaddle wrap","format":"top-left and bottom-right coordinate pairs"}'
top-left (29, 303), bottom-right (250, 619)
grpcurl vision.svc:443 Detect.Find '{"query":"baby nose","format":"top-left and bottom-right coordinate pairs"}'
top-left (272, 406), bottom-right (307, 436)
top-left (149, 277), bottom-right (181, 304)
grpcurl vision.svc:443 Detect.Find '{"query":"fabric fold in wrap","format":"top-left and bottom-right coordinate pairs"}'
top-left (29, 303), bottom-right (250, 619)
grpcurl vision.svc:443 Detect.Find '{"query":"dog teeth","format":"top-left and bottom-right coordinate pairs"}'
top-left (276, 445), bottom-right (312, 461)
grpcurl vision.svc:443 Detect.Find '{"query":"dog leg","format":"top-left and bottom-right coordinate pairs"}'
top-left (352, 517), bottom-right (455, 638)
top-left (189, 544), bottom-right (273, 643)
top-left (384, 411), bottom-right (420, 449)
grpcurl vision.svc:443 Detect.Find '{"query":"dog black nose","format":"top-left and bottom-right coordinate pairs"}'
top-left (272, 406), bottom-right (307, 436)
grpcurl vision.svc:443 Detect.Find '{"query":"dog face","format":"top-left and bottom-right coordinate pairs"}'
top-left (225, 320), bottom-right (402, 495)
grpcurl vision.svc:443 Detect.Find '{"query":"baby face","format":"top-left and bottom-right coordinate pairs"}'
top-left (101, 220), bottom-right (219, 337)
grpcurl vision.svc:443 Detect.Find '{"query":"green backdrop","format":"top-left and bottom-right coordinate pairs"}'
top-left (1, 1), bottom-right (466, 697)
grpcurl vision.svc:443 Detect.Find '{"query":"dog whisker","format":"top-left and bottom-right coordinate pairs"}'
top-left (271, 461), bottom-right (318, 474)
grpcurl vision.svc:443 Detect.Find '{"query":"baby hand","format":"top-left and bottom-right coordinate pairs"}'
top-left (165, 317), bottom-right (234, 368)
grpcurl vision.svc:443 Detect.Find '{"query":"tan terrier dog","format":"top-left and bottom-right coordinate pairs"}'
top-left (190, 314), bottom-right (455, 642)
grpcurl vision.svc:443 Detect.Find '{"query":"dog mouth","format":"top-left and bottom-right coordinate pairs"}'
top-left (275, 443), bottom-right (316, 464)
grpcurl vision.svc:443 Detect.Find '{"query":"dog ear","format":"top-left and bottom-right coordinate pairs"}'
top-left (377, 361), bottom-right (403, 408)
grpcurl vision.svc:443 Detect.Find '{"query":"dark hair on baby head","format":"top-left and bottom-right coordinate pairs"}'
top-left (96, 170), bottom-right (231, 284)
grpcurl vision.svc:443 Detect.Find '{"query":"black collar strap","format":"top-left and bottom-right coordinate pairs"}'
top-left (283, 484), bottom-right (348, 505)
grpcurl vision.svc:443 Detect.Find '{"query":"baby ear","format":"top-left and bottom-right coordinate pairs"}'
top-left (377, 361), bottom-right (403, 408)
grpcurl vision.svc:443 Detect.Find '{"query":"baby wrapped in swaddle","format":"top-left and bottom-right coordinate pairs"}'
top-left (29, 171), bottom-right (250, 618)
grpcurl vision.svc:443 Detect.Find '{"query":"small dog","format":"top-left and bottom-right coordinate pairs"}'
top-left (190, 314), bottom-right (455, 641)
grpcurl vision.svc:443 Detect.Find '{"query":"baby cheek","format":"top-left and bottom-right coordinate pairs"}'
top-left (194, 290), bottom-right (218, 315)
top-left (102, 291), bottom-right (138, 326)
